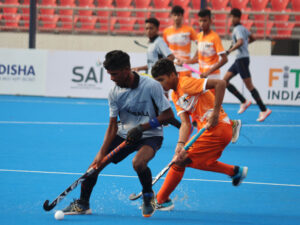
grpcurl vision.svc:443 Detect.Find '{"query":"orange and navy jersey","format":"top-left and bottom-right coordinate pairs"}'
top-left (163, 25), bottom-right (198, 60)
top-left (171, 76), bottom-right (229, 128)
top-left (197, 30), bottom-right (226, 75)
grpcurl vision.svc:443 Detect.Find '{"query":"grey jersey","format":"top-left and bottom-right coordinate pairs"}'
top-left (147, 36), bottom-right (173, 72)
top-left (108, 74), bottom-right (171, 139)
top-left (232, 24), bottom-right (251, 59)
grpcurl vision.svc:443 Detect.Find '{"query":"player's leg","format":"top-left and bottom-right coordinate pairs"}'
top-left (188, 123), bottom-right (248, 185)
top-left (156, 157), bottom-right (191, 211)
top-left (133, 136), bottom-right (163, 217)
top-left (62, 136), bottom-right (128, 215)
top-left (239, 58), bottom-right (272, 121)
top-left (224, 61), bottom-right (251, 114)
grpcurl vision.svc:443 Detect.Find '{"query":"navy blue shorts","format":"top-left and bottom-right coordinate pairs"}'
top-left (108, 135), bottom-right (163, 164)
top-left (228, 57), bottom-right (251, 79)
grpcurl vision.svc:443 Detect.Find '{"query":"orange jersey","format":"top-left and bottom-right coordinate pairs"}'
top-left (171, 76), bottom-right (230, 128)
top-left (197, 30), bottom-right (225, 75)
top-left (163, 25), bottom-right (197, 60)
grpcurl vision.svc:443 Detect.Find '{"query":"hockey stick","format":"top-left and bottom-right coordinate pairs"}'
top-left (129, 127), bottom-right (206, 201)
top-left (182, 63), bottom-right (201, 75)
top-left (43, 141), bottom-right (127, 211)
top-left (134, 40), bottom-right (148, 49)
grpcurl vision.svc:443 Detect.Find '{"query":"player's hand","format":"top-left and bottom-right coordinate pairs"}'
top-left (172, 143), bottom-right (186, 163)
top-left (200, 73), bottom-right (208, 78)
top-left (126, 125), bottom-right (143, 144)
top-left (174, 58), bottom-right (184, 66)
top-left (132, 67), bottom-right (139, 72)
top-left (205, 112), bottom-right (219, 130)
top-left (90, 151), bottom-right (105, 169)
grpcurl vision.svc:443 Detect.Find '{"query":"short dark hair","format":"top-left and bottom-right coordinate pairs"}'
top-left (198, 9), bottom-right (211, 18)
top-left (151, 58), bottom-right (177, 78)
top-left (230, 8), bottom-right (242, 18)
top-left (103, 50), bottom-right (130, 71)
top-left (145, 17), bottom-right (160, 28)
top-left (171, 5), bottom-right (184, 15)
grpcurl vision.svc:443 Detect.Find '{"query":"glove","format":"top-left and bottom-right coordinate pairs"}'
top-left (126, 125), bottom-right (143, 144)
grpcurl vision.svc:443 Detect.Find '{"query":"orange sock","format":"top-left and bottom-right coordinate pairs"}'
top-left (156, 165), bottom-right (185, 204)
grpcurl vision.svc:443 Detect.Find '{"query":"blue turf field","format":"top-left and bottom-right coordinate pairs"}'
top-left (0, 95), bottom-right (300, 225)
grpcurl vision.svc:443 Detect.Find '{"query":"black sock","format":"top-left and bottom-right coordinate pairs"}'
top-left (137, 167), bottom-right (153, 194)
top-left (227, 83), bottom-right (246, 103)
top-left (80, 171), bottom-right (99, 203)
top-left (250, 88), bottom-right (266, 111)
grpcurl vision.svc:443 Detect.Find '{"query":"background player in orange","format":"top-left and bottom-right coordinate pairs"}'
top-left (163, 5), bottom-right (198, 77)
top-left (151, 58), bottom-right (248, 210)
top-left (176, 9), bottom-right (228, 80)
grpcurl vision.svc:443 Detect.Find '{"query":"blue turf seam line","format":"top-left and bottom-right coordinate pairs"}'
top-left (1, 169), bottom-right (300, 188)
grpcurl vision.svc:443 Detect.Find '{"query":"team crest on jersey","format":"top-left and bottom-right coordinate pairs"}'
top-left (177, 93), bottom-right (199, 112)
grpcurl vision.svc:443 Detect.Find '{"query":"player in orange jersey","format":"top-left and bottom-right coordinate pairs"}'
top-left (176, 9), bottom-right (228, 80)
top-left (151, 58), bottom-right (248, 210)
top-left (163, 5), bottom-right (198, 77)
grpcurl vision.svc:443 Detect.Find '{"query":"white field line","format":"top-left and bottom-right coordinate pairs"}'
top-left (0, 169), bottom-right (300, 188)
top-left (0, 121), bottom-right (300, 128)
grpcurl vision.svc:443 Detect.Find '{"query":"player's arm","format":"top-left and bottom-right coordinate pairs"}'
top-left (173, 112), bottom-right (191, 163)
top-left (167, 53), bottom-right (175, 61)
top-left (201, 53), bottom-right (228, 78)
top-left (248, 33), bottom-right (255, 44)
top-left (205, 79), bottom-right (226, 129)
top-left (132, 65), bottom-right (148, 72)
top-left (226, 38), bottom-right (243, 55)
top-left (90, 117), bottom-right (118, 168)
top-left (176, 50), bottom-right (198, 65)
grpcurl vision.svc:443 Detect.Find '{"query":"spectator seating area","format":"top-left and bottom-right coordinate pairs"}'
top-left (0, 0), bottom-right (299, 39)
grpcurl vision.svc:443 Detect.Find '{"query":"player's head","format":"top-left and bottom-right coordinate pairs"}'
top-left (152, 58), bottom-right (178, 91)
top-left (145, 17), bottom-right (160, 39)
top-left (103, 50), bottom-right (132, 88)
top-left (230, 8), bottom-right (242, 25)
top-left (198, 9), bottom-right (212, 32)
top-left (171, 5), bottom-right (184, 26)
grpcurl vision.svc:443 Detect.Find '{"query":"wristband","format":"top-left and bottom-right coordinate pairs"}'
top-left (177, 141), bottom-right (185, 145)
top-left (149, 117), bottom-right (160, 129)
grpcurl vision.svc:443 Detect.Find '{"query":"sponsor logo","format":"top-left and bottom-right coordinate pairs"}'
top-left (268, 66), bottom-right (300, 101)
top-left (0, 64), bottom-right (36, 81)
top-left (71, 63), bottom-right (104, 90)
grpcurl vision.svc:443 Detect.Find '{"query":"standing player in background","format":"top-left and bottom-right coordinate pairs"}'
top-left (176, 9), bottom-right (241, 143)
top-left (132, 17), bottom-right (175, 74)
top-left (224, 8), bottom-right (271, 122)
top-left (61, 50), bottom-right (174, 218)
top-left (176, 9), bottom-right (228, 80)
top-left (132, 17), bottom-right (181, 129)
top-left (151, 58), bottom-right (248, 211)
top-left (163, 5), bottom-right (198, 77)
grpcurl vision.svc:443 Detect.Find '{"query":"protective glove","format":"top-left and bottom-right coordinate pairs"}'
top-left (126, 125), bottom-right (143, 144)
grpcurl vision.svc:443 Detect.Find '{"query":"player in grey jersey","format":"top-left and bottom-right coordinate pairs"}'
top-left (132, 17), bottom-right (175, 74)
top-left (62, 50), bottom-right (174, 218)
top-left (223, 8), bottom-right (271, 122)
